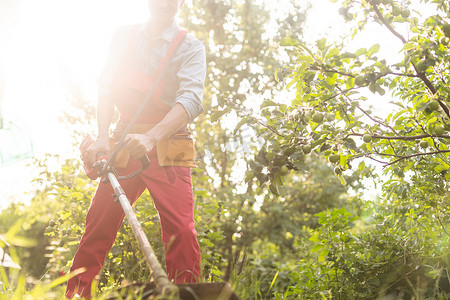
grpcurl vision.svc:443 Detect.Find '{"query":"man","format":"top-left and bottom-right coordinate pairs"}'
top-left (66, 0), bottom-right (206, 298)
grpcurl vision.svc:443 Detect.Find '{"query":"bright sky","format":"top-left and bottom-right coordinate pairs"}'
top-left (2, 0), bottom-right (148, 153)
top-left (0, 0), bottom-right (148, 206)
top-left (0, 0), bottom-right (435, 207)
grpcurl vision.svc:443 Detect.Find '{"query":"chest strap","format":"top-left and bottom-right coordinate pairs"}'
top-left (107, 27), bottom-right (188, 169)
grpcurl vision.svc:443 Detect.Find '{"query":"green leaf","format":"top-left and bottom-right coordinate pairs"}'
top-left (211, 107), bottom-right (230, 123)
top-left (274, 68), bottom-right (280, 82)
top-left (261, 100), bottom-right (279, 109)
top-left (280, 36), bottom-right (299, 46)
top-left (297, 55), bottom-right (314, 63)
top-left (309, 232), bottom-right (320, 243)
top-left (376, 85), bottom-right (386, 95)
top-left (286, 73), bottom-right (302, 89)
top-left (327, 47), bottom-right (340, 58)
top-left (341, 52), bottom-right (357, 59)
top-left (402, 42), bottom-right (414, 51)
top-left (355, 48), bottom-right (367, 56)
top-left (337, 174), bottom-right (347, 186)
top-left (269, 183), bottom-right (279, 196)
top-left (268, 271), bottom-right (279, 292)
top-left (344, 138), bottom-right (357, 151)
top-left (320, 143), bottom-right (332, 152)
top-left (358, 161), bottom-right (365, 172)
top-left (318, 249), bottom-right (329, 262)
top-left (311, 244), bottom-right (324, 253)
top-left (434, 163), bottom-right (449, 173)
top-left (439, 143), bottom-right (448, 151)
top-left (325, 73), bottom-right (337, 86)
top-left (316, 38), bottom-right (327, 50)
top-left (44, 268), bottom-right (86, 290)
top-left (368, 44), bottom-right (380, 56)
top-left (5, 221), bottom-right (37, 247)
top-left (234, 117), bottom-right (250, 134)
top-left (245, 171), bottom-right (255, 183)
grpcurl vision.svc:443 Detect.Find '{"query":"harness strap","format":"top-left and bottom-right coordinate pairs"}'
top-left (152, 29), bottom-right (187, 82)
top-left (122, 25), bottom-right (187, 82)
top-left (151, 29), bottom-right (187, 112)
top-left (122, 26), bottom-right (187, 112)
top-left (107, 26), bottom-right (188, 169)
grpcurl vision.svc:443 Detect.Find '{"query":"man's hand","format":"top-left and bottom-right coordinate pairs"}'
top-left (87, 138), bottom-right (110, 167)
top-left (124, 134), bottom-right (156, 159)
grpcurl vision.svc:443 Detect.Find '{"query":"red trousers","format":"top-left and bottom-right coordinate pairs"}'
top-left (65, 150), bottom-right (201, 299)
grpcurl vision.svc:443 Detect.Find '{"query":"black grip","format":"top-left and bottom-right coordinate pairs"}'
top-left (140, 155), bottom-right (150, 169)
top-left (96, 152), bottom-right (107, 159)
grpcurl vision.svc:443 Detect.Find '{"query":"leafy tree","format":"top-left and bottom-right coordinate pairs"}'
top-left (0, 0), bottom-right (388, 298)
top-left (231, 0), bottom-right (450, 298)
top-left (244, 0), bottom-right (450, 198)
top-left (178, 1), bottom-right (366, 288)
top-left (178, 0), bottom-right (312, 282)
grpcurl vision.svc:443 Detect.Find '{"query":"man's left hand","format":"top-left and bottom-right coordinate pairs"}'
top-left (124, 134), bottom-right (156, 159)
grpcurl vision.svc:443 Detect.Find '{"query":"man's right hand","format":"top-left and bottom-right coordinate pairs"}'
top-left (87, 138), bottom-right (110, 167)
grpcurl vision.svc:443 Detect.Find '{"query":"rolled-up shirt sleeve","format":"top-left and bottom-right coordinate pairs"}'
top-left (175, 40), bottom-right (206, 122)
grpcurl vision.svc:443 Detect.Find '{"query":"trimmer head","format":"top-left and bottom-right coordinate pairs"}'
top-left (106, 281), bottom-right (240, 300)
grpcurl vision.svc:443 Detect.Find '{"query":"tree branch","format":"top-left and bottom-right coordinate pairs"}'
top-left (370, 1), bottom-right (407, 43)
top-left (355, 104), bottom-right (399, 135)
top-left (248, 115), bottom-right (286, 138)
top-left (322, 88), bottom-right (355, 103)
top-left (436, 97), bottom-right (450, 118)
top-left (309, 66), bottom-right (354, 78)
top-left (435, 213), bottom-right (450, 237)
top-left (370, 0), bottom-right (450, 118)
top-left (385, 71), bottom-right (419, 78)
top-left (366, 155), bottom-right (389, 165)
top-left (349, 133), bottom-right (450, 141)
top-left (383, 150), bottom-right (450, 167)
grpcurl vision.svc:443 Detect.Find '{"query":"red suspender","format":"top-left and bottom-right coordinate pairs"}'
top-left (119, 26), bottom-right (188, 113)
top-left (151, 29), bottom-right (187, 112)
top-left (152, 29), bottom-right (187, 81)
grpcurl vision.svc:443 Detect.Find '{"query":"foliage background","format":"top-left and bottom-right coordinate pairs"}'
top-left (1, 0), bottom-right (450, 299)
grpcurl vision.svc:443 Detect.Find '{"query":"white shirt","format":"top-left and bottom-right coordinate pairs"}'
top-left (99, 20), bottom-right (206, 122)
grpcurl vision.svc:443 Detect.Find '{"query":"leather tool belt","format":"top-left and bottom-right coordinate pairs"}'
top-left (111, 122), bottom-right (197, 168)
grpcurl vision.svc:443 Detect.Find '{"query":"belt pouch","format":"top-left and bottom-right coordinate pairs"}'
top-left (156, 135), bottom-right (197, 168)
top-left (109, 138), bottom-right (131, 169)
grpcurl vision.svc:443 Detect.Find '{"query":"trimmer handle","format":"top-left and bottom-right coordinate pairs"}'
top-left (139, 155), bottom-right (150, 170)
top-left (80, 135), bottom-right (150, 181)
top-left (111, 154), bottom-right (150, 181)
top-left (96, 152), bottom-right (108, 163)
top-left (98, 152), bottom-right (150, 181)
top-left (91, 152), bottom-right (109, 179)
top-left (80, 135), bottom-right (110, 180)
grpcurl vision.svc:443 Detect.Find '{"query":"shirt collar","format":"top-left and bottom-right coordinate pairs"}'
top-left (143, 20), bottom-right (180, 42)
